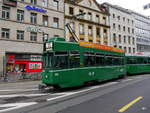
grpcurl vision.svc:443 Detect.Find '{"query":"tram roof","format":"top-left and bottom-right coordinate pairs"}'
top-left (79, 41), bottom-right (124, 53)
top-left (47, 37), bottom-right (124, 55)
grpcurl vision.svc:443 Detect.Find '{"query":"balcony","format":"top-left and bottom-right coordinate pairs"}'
top-left (3, 0), bottom-right (17, 7)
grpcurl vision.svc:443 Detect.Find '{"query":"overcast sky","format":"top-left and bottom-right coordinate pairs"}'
top-left (97, 0), bottom-right (150, 16)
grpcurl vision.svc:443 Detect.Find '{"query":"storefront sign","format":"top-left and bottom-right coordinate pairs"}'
top-left (29, 63), bottom-right (42, 69)
top-left (26, 26), bottom-right (44, 33)
top-left (25, 5), bottom-right (47, 13)
top-left (30, 55), bottom-right (42, 61)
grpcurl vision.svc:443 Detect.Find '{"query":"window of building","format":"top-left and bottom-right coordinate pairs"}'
top-left (79, 9), bottom-right (84, 19)
top-left (42, 0), bottom-right (48, 7)
top-left (117, 16), bottom-right (120, 21)
top-left (113, 23), bottom-right (116, 29)
top-left (53, 17), bottom-right (59, 28)
top-left (2, 7), bottom-right (10, 19)
top-left (123, 26), bottom-right (125, 32)
top-left (132, 37), bottom-right (135, 45)
top-left (43, 15), bottom-right (48, 26)
top-left (17, 30), bottom-right (24, 40)
top-left (96, 15), bottom-right (100, 23)
top-left (79, 24), bottom-right (84, 35)
top-left (124, 35), bottom-right (126, 43)
top-left (1, 28), bottom-right (10, 39)
top-left (103, 16), bottom-right (106, 24)
top-left (53, 0), bottom-right (59, 10)
top-left (119, 35), bottom-right (121, 43)
top-left (132, 29), bottom-right (134, 34)
top-left (88, 12), bottom-right (92, 21)
top-left (43, 33), bottom-right (49, 42)
top-left (88, 26), bottom-right (92, 36)
top-left (69, 7), bottom-right (74, 15)
top-left (132, 20), bottom-right (134, 25)
top-left (17, 9), bottom-right (24, 22)
top-left (113, 33), bottom-right (116, 43)
top-left (127, 19), bottom-right (130, 23)
top-left (30, 13), bottom-right (37, 24)
top-left (113, 14), bottom-right (115, 18)
top-left (128, 36), bottom-right (131, 44)
top-left (119, 46), bottom-right (122, 49)
top-left (104, 29), bottom-right (107, 38)
top-left (96, 27), bottom-right (100, 37)
top-left (30, 32), bottom-right (37, 41)
top-left (123, 17), bottom-right (125, 22)
top-left (129, 47), bottom-right (131, 53)
top-left (118, 25), bottom-right (121, 31)
top-left (133, 48), bottom-right (135, 53)
top-left (128, 27), bottom-right (130, 33)
top-left (31, 0), bottom-right (37, 4)
top-left (124, 47), bottom-right (127, 52)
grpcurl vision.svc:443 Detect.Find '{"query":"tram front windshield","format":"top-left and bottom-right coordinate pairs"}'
top-left (43, 51), bottom-right (80, 70)
top-left (43, 52), bottom-right (68, 70)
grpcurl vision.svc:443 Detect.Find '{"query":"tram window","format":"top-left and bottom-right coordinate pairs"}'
top-left (119, 57), bottom-right (124, 65)
top-left (112, 57), bottom-right (121, 65)
top-left (69, 51), bottom-right (80, 68)
top-left (148, 58), bottom-right (150, 63)
top-left (127, 58), bottom-right (137, 64)
top-left (137, 58), bottom-right (144, 64)
top-left (54, 56), bottom-right (68, 69)
top-left (55, 51), bottom-right (68, 56)
top-left (95, 53), bottom-right (105, 66)
top-left (53, 51), bottom-right (68, 69)
top-left (43, 54), bottom-right (47, 68)
top-left (84, 52), bottom-right (95, 67)
top-left (105, 55), bottom-right (113, 65)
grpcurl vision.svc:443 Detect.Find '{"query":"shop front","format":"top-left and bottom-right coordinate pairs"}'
top-left (6, 53), bottom-right (43, 73)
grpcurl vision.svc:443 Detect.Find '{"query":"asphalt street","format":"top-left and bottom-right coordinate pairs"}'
top-left (0, 74), bottom-right (150, 113)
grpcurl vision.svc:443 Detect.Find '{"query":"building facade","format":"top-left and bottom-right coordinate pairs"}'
top-left (65, 0), bottom-right (110, 45)
top-left (103, 3), bottom-right (136, 54)
top-left (131, 12), bottom-right (150, 53)
top-left (0, 0), bottom-right (64, 76)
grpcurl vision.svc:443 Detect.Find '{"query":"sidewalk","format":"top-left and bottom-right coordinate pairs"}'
top-left (0, 72), bottom-right (42, 83)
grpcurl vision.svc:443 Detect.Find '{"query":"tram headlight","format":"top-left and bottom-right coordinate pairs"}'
top-left (45, 75), bottom-right (48, 79)
top-left (46, 42), bottom-right (53, 50)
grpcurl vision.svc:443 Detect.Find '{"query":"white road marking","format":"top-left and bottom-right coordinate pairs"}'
top-left (47, 82), bottom-right (118, 101)
top-left (0, 89), bottom-right (38, 92)
top-left (0, 102), bottom-right (37, 113)
top-left (141, 107), bottom-right (147, 111)
top-left (0, 81), bottom-right (118, 112)
top-left (0, 94), bottom-right (48, 98)
top-left (122, 79), bottom-right (133, 82)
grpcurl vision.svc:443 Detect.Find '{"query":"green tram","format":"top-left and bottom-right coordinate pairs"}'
top-left (42, 37), bottom-right (126, 88)
top-left (126, 56), bottom-right (150, 75)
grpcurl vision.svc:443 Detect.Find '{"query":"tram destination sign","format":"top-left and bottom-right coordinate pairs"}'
top-left (25, 5), bottom-right (47, 13)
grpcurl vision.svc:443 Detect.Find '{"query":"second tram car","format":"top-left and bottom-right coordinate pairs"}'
top-left (126, 56), bottom-right (150, 75)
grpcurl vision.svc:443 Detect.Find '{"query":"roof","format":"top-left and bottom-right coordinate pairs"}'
top-left (65, 0), bottom-right (109, 14)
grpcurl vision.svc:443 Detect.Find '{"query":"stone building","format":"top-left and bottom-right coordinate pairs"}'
top-left (65, 0), bottom-right (110, 45)
top-left (103, 3), bottom-right (136, 54)
top-left (0, 0), bottom-right (64, 76)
